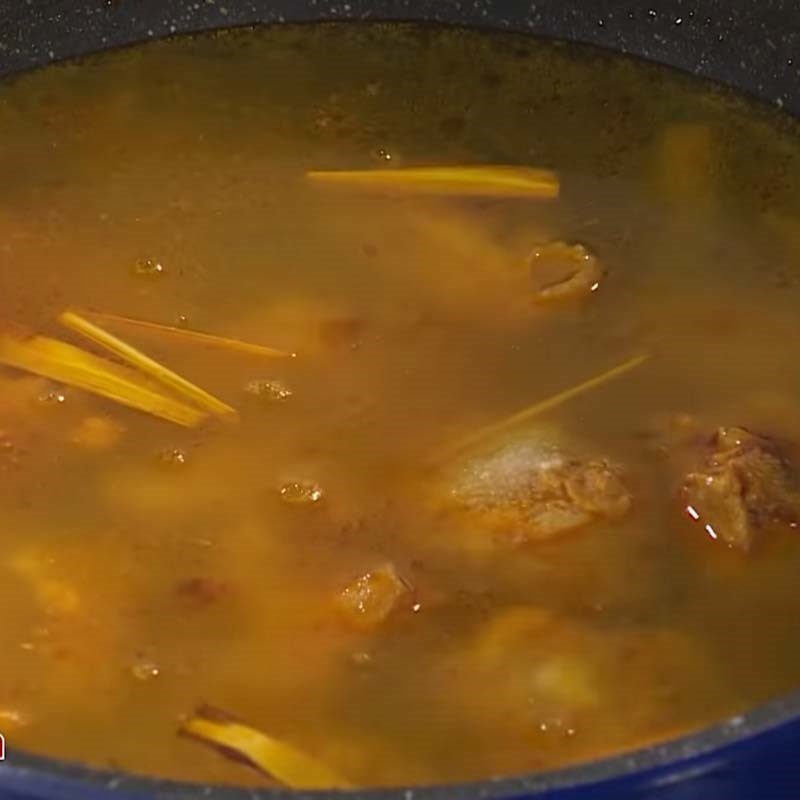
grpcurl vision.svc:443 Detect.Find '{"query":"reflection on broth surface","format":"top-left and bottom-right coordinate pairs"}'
top-left (2, 21), bottom-right (800, 789)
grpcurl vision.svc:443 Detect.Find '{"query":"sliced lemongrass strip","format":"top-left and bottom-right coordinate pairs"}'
top-left (0, 328), bottom-right (207, 427)
top-left (59, 310), bottom-right (237, 421)
top-left (307, 164), bottom-right (559, 198)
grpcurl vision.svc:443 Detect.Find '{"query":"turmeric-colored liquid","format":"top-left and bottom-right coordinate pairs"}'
top-left (1, 22), bottom-right (800, 788)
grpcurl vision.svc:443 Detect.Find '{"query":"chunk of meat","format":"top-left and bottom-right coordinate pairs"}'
top-left (473, 608), bottom-right (602, 730)
top-left (563, 460), bottom-right (632, 517)
top-left (529, 242), bottom-right (603, 303)
top-left (446, 436), bottom-right (631, 543)
top-left (436, 606), bottom-right (715, 759)
top-left (681, 426), bottom-right (800, 552)
top-left (336, 563), bottom-right (411, 630)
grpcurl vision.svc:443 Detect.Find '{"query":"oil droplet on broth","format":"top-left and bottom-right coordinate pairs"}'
top-left (130, 659), bottom-right (160, 681)
top-left (244, 379), bottom-right (293, 403)
top-left (38, 390), bottom-right (67, 405)
top-left (279, 481), bottom-right (324, 505)
top-left (371, 147), bottom-right (395, 163)
top-left (158, 448), bottom-right (188, 466)
top-left (132, 257), bottom-right (166, 278)
top-left (349, 651), bottom-right (375, 669)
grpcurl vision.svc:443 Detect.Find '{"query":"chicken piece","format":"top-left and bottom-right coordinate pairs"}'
top-left (473, 608), bottom-right (600, 712)
top-left (441, 606), bottom-right (599, 737)
top-left (529, 242), bottom-right (603, 304)
top-left (472, 609), bottom-right (602, 733)
top-left (336, 563), bottom-right (411, 630)
top-left (563, 460), bottom-right (632, 517)
top-left (445, 435), bottom-right (631, 544)
top-left (437, 606), bottom-right (717, 761)
top-left (680, 426), bottom-right (800, 552)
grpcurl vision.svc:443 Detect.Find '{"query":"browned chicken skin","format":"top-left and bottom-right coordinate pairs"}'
top-left (445, 434), bottom-right (632, 544)
top-left (681, 426), bottom-right (800, 552)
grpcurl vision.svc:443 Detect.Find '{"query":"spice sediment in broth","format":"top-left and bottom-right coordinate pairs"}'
top-left (1, 21), bottom-right (800, 788)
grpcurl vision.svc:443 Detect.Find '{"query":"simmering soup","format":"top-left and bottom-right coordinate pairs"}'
top-left (2, 21), bottom-right (800, 789)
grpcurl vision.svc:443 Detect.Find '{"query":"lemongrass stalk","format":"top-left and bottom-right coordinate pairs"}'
top-left (80, 309), bottom-right (294, 359)
top-left (59, 310), bottom-right (237, 420)
top-left (0, 330), bottom-right (207, 427)
top-left (307, 164), bottom-right (559, 198)
top-left (446, 353), bottom-right (650, 457)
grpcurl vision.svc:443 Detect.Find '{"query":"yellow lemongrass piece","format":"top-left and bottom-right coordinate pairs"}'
top-left (59, 310), bottom-right (237, 420)
top-left (79, 310), bottom-right (294, 359)
top-left (181, 709), bottom-right (351, 790)
top-left (306, 165), bottom-right (559, 198)
top-left (447, 353), bottom-right (650, 457)
top-left (0, 330), bottom-right (207, 427)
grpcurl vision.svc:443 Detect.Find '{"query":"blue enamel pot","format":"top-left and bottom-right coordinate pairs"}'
top-left (0, 1), bottom-right (798, 798)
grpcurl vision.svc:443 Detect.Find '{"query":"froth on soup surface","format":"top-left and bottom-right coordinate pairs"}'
top-left (1, 21), bottom-right (800, 790)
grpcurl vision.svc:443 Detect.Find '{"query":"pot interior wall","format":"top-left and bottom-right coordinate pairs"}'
top-left (1, 3), bottom-right (800, 800)
top-left (0, 0), bottom-right (798, 113)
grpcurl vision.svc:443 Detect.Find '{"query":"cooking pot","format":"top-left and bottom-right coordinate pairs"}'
top-left (0, 1), bottom-right (799, 798)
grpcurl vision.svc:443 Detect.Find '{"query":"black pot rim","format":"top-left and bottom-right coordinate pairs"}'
top-left (1, 6), bottom-right (800, 798)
